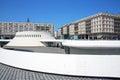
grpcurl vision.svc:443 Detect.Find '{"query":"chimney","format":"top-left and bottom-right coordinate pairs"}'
top-left (27, 18), bottom-right (30, 22)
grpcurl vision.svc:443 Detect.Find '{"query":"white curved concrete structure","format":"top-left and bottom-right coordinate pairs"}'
top-left (0, 47), bottom-right (120, 78)
top-left (1, 31), bottom-right (120, 78)
top-left (62, 40), bottom-right (120, 48)
top-left (5, 31), bottom-right (55, 47)
top-left (0, 39), bottom-right (11, 42)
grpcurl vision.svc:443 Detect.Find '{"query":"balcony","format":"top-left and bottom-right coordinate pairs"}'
top-left (74, 30), bottom-right (78, 33)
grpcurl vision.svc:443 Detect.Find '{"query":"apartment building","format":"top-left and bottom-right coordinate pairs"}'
top-left (58, 12), bottom-right (120, 40)
top-left (0, 19), bottom-right (54, 39)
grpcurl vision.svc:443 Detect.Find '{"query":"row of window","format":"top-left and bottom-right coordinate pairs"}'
top-left (16, 35), bottom-right (41, 37)
top-left (59, 29), bottom-right (115, 34)
top-left (91, 26), bottom-right (114, 28)
top-left (92, 17), bottom-right (113, 21)
top-left (0, 26), bottom-right (50, 29)
top-left (0, 23), bottom-right (52, 26)
top-left (91, 21), bottom-right (114, 25)
top-left (0, 28), bottom-right (50, 33)
top-left (60, 28), bottom-right (115, 33)
top-left (92, 29), bottom-right (114, 33)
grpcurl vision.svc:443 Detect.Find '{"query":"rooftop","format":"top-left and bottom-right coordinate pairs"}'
top-left (60, 12), bottom-right (120, 28)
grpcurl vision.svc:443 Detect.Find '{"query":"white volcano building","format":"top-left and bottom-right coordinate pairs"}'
top-left (5, 31), bottom-right (56, 47)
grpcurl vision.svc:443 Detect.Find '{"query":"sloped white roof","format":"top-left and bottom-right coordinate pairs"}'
top-left (5, 31), bottom-right (56, 47)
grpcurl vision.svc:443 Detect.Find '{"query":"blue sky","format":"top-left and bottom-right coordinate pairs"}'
top-left (0, 0), bottom-right (120, 31)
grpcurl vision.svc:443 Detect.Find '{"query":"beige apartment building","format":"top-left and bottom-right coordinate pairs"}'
top-left (0, 19), bottom-right (54, 39)
top-left (58, 12), bottom-right (120, 40)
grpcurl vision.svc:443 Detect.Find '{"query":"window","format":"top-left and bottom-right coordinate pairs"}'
top-left (36, 26), bottom-right (41, 31)
top-left (38, 35), bottom-right (41, 37)
top-left (41, 26), bottom-right (45, 30)
top-left (46, 26), bottom-right (49, 30)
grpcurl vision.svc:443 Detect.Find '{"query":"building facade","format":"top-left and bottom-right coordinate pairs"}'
top-left (57, 12), bottom-right (120, 40)
top-left (0, 20), bottom-right (54, 39)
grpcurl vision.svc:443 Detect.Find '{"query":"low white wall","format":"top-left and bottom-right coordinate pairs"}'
top-left (62, 40), bottom-right (120, 48)
top-left (0, 48), bottom-right (120, 78)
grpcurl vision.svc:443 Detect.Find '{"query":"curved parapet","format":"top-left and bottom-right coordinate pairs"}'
top-left (62, 40), bottom-right (120, 54)
top-left (62, 40), bottom-right (120, 48)
top-left (0, 48), bottom-right (120, 78)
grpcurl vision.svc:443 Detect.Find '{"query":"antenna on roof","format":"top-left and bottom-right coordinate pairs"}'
top-left (27, 18), bottom-right (30, 22)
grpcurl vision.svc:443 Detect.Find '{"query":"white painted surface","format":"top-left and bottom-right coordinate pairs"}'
top-left (0, 48), bottom-right (120, 78)
top-left (62, 40), bottom-right (120, 48)
top-left (0, 39), bottom-right (11, 42)
top-left (5, 31), bottom-right (56, 47)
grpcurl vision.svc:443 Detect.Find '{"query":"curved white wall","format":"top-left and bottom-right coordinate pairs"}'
top-left (62, 40), bottom-right (120, 48)
top-left (0, 48), bottom-right (120, 78)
